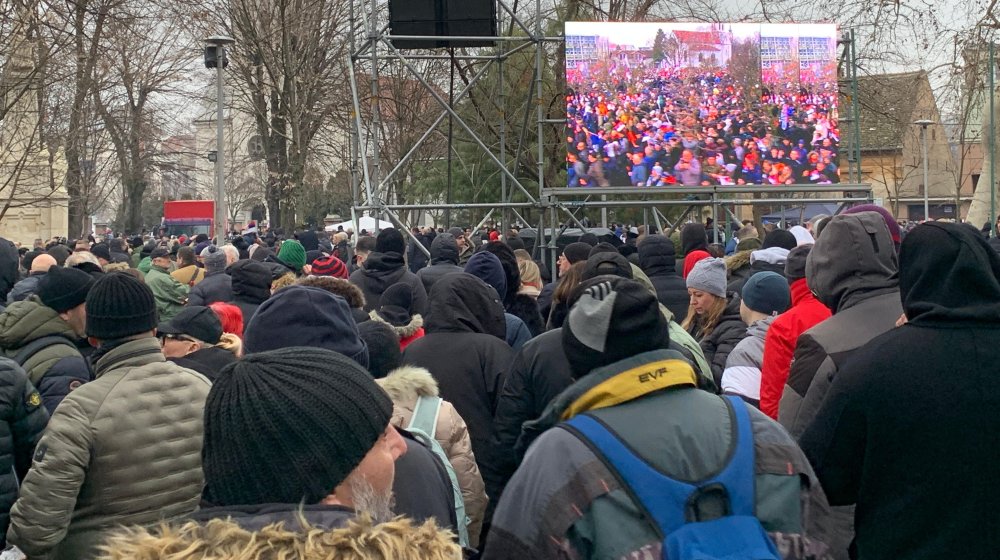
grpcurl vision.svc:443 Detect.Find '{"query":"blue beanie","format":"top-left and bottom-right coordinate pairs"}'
top-left (464, 251), bottom-right (507, 299)
top-left (244, 285), bottom-right (369, 369)
top-left (742, 271), bottom-right (791, 316)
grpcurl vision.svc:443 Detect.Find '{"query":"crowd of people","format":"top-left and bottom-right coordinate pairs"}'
top-left (0, 205), bottom-right (992, 559)
top-left (566, 64), bottom-right (840, 188)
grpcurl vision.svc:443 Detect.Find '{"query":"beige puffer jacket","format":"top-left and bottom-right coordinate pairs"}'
top-left (6, 337), bottom-right (211, 560)
top-left (377, 366), bottom-right (488, 547)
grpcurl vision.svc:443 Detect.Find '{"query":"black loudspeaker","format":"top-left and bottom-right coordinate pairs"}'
top-left (388, 0), bottom-right (497, 49)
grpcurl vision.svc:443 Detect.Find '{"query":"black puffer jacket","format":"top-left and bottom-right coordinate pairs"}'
top-left (186, 271), bottom-right (233, 307)
top-left (691, 294), bottom-right (748, 387)
top-left (0, 358), bottom-right (48, 545)
top-left (168, 346), bottom-right (237, 383)
top-left (227, 260), bottom-right (272, 323)
top-left (416, 234), bottom-right (464, 294)
top-left (639, 235), bottom-right (689, 321)
top-left (402, 273), bottom-right (511, 511)
top-left (350, 252), bottom-right (428, 315)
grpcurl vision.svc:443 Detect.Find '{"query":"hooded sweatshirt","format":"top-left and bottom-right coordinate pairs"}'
top-left (638, 234), bottom-right (688, 320)
top-left (727, 246), bottom-right (788, 295)
top-left (799, 222), bottom-right (1000, 560)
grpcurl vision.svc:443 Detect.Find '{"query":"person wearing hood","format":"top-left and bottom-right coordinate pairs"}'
top-left (799, 222), bottom-right (1000, 560)
top-left (187, 245), bottom-right (237, 307)
top-left (721, 272), bottom-right (790, 408)
top-left (727, 228), bottom-right (796, 295)
top-left (481, 243), bottom-right (545, 338)
top-left (483, 279), bottom-right (831, 560)
top-left (759, 245), bottom-right (831, 419)
top-left (676, 222), bottom-right (709, 277)
top-left (298, 275), bottom-right (370, 325)
top-left (363, 322), bottom-right (487, 548)
top-left (402, 273), bottom-right (512, 520)
top-left (0, 237), bottom-right (19, 303)
top-left (464, 252), bottom-right (533, 350)
top-left (225, 260), bottom-right (272, 322)
top-left (7, 253), bottom-right (56, 304)
top-left (158, 306), bottom-right (238, 381)
top-left (777, 211), bottom-right (902, 560)
top-left (242, 287), bottom-right (461, 534)
top-left (682, 257), bottom-right (747, 386)
top-left (417, 233), bottom-right (464, 293)
top-left (370, 283), bottom-right (425, 351)
top-left (0, 266), bottom-right (94, 413)
top-left (637, 234), bottom-right (688, 320)
top-left (406, 228), bottom-right (432, 274)
top-left (350, 229), bottom-right (429, 315)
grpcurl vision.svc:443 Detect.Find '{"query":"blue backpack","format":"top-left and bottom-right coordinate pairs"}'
top-left (564, 395), bottom-right (780, 560)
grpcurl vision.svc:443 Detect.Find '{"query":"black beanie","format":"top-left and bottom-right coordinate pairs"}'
top-left (562, 279), bottom-right (669, 378)
top-left (762, 229), bottom-right (798, 251)
top-left (589, 242), bottom-right (618, 258)
top-left (39, 266), bottom-right (95, 313)
top-left (357, 321), bottom-right (402, 379)
top-left (375, 228), bottom-right (405, 254)
top-left (86, 272), bottom-right (158, 339)
top-left (202, 347), bottom-right (393, 506)
top-left (563, 242), bottom-right (592, 264)
top-left (375, 283), bottom-right (414, 327)
top-left (244, 285), bottom-right (369, 369)
top-left (578, 232), bottom-right (600, 247)
top-left (90, 243), bottom-right (112, 262)
top-left (583, 252), bottom-right (634, 281)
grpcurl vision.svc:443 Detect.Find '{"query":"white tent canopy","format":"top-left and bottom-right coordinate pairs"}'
top-left (325, 216), bottom-right (394, 232)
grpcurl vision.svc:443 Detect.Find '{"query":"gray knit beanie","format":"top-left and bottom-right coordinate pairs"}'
top-left (686, 257), bottom-right (727, 298)
top-left (201, 245), bottom-right (227, 274)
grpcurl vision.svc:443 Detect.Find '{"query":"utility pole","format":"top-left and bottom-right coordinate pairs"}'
top-left (205, 35), bottom-right (235, 242)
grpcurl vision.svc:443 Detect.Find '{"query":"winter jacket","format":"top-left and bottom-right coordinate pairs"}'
top-left (689, 294), bottom-right (748, 387)
top-left (402, 273), bottom-right (511, 519)
top-left (799, 222), bottom-right (1000, 560)
top-left (170, 264), bottom-right (205, 287)
top-left (0, 358), bottom-right (48, 547)
top-left (779, 211), bottom-right (901, 440)
top-left (638, 234), bottom-right (689, 321)
top-left (350, 252), bottom-right (429, 316)
top-left (97, 506), bottom-right (461, 560)
top-left (416, 234), bottom-right (464, 294)
top-left (721, 316), bottom-right (775, 408)
top-left (145, 265), bottom-right (189, 321)
top-left (504, 313), bottom-right (533, 350)
top-left (407, 233), bottom-right (432, 273)
top-left (377, 366), bottom-right (488, 546)
top-left (369, 311), bottom-right (425, 351)
top-left (6, 337), bottom-right (212, 560)
top-left (227, 260), bottom-right (272, 323)
top-left (483, 350), bottom-right (833, 560)
top-left (168, 346), bottom-right (237, 382)
top-left (728, 247), bottom-right (788, 295)
top-left (777, 212), bottom-right (900, 560)
top-left (6, 273), bottom-right (44, 304)
top-left (759, 279), bottom-right (831, 419)
top-left (508, 293), bottom-right (544, 338)
top-left (0, 299), bottom-right (92, 413)
top-left (536, 281), bottom-right (556, 321)
top-left (185, 271), bottom-right (233, 307)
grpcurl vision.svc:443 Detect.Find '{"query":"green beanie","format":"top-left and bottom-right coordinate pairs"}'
top-left (278, 240), bottom-right (306, 272)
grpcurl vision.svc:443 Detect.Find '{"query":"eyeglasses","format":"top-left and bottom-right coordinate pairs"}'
top-left (160, 333), bottom-right (198, 344)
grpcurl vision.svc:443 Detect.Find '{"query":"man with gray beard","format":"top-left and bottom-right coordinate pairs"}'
top-left (190, 347), bottom-right (446, 531)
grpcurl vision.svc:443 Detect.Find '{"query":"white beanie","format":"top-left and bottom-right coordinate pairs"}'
top-left (686, 257), bottom-right (727, 298)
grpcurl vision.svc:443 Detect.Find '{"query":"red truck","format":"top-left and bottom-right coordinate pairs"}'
top-left (162, 200), bottom-right (216, 239)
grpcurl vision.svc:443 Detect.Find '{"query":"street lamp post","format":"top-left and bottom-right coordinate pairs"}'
top-left (914, 119), bottom-right (934, 222)
top-left (205, 35), bottom-right (235, 243)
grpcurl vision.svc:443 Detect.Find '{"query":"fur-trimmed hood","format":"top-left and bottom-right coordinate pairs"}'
top-left (376, 365), bottom-right (439, 402)
top-left (97, 515), bottom-right (461, 560)
top-left (369, 311), bottom-right (424, 338)
top-left (726, 249), bottom-right (753, 272)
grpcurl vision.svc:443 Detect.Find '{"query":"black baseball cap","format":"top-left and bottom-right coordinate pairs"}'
top-left (157, 306), bottom-right (223, 344)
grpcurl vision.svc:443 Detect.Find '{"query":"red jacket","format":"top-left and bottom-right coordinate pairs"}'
top-left (759, 278), bottom-right (831, 419)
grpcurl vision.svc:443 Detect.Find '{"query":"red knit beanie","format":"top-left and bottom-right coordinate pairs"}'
top-left (683, 250), bottom-right (711, 279)
top-left (310, 255), bottom-right (349, 279)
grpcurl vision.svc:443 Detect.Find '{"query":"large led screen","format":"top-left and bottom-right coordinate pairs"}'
top-left (565, 23), bottom-right (839, 187)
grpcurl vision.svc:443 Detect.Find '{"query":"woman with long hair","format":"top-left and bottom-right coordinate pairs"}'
top-left (681, 258), bottom-right (748, 387)
top-left (546, 261), bottom-right (586, 330)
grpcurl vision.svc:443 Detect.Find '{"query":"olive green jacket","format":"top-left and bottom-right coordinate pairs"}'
top-left (144, 265), bottom-right (188, 321)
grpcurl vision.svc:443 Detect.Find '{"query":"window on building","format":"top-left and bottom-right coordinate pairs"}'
top-left (972, 174), bottom-right (981, 191)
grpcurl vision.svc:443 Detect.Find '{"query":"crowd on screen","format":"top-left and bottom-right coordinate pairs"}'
top-left (566, 65), bottom-right (840, 188)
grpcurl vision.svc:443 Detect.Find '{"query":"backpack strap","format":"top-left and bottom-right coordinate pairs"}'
top-left (563, 395), bottom-right (758, 538)
top-left (407, 395), bottom-right (442, 440)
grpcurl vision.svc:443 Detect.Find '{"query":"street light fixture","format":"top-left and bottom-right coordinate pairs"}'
top-left (914, 119), bottom-right (934, 222)
top-left (205, 35), bottom-right (235, 242)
